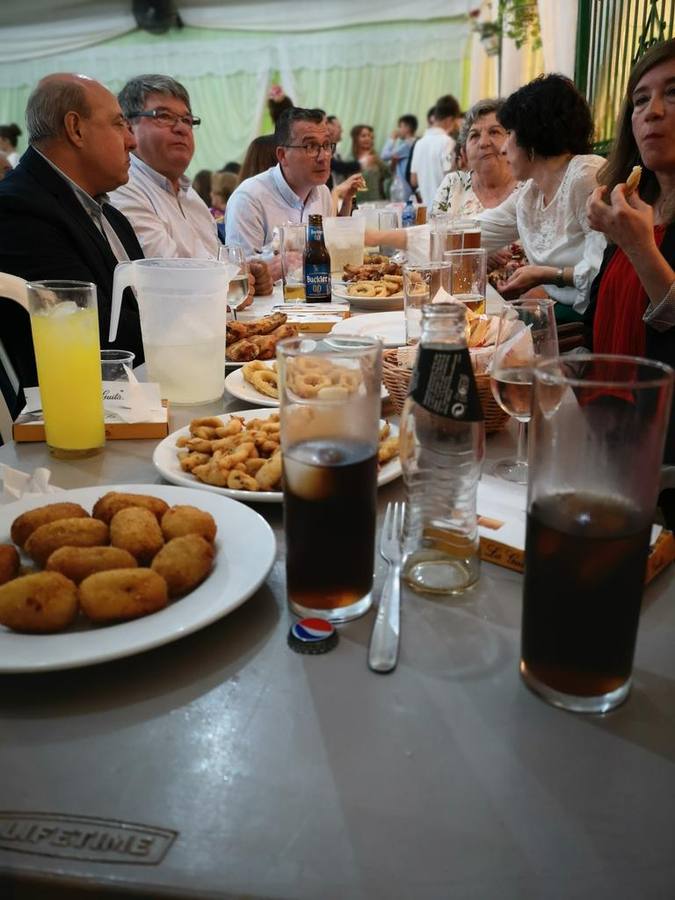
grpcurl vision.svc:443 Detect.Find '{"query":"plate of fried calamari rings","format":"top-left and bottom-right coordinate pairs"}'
top-left (0, 484), bottom-right (275, 672)
top-left (333, 258), bottom-right (405, 311)
top-left (152, 409), bottom-right (401, 503)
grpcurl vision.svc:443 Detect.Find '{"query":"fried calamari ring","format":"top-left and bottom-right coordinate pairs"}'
top-left (250, 369), bottom-right (279, 399)
top-left (625, 164), bottom-right (642, 197)
top-left (371, 282), bottom-right (389, 297)
top-left (348, 281), bottom-right (377, 297)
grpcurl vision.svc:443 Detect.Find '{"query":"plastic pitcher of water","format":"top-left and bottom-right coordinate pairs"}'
top-left (109, 258), bottom-right (236, 404)
top-left (322, 216), bottom-right (365, 279)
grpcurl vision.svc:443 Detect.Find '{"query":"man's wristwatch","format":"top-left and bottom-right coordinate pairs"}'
top-left (555, 267), bottom-right (566, 288)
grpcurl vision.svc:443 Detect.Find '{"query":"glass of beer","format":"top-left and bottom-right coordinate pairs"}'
top-left (522, 354), bottom-right (674, 713)
top-left (448, 217), bottom-right (481, 250)
top-left (27, 280), bottom-right (105, 458)
top-left (403, 262), bottom-right (453, 345)
top-left (277, 335), bottom-right (382, 623)
top-left (443, 248), bottom-right (487, 314)
top-left (280, 223), bottom-right (307, 301)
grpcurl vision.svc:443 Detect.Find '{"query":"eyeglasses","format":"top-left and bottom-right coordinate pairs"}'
top-left (129, 109), bottom-right (201, 129)
top-left (283, 142), bottom-right (336, 158)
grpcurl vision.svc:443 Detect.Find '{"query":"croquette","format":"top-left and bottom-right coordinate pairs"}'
top-left (151, 534), bottom-right (214, 597)
top-left (0, 572), bottom-right (78, 633)
top-left (78, 568), bottom-right (169, 622)
top-left (160, 505), bottom-right (217, 543)
top-left (0, 544), bottom-right (20, 585)
top-left (92, 492), bottom-right (169, 524)
top-left (24, 518), bottom-right (109, 567)
top-left (11, 502), bottom-right (90, 548)
top-left (109, 507), bottom-right (164, 564)
top-left (46, 546), bottom-right (138, 584)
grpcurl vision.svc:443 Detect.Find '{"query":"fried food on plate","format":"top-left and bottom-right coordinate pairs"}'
top-left (24, 517), bottom-right (109, 567)
top-left (0, 544), bottom-right (20, 585)
top-left (161, 505), bottom-right (217, 543)
top-left (151, 535), bottom-right (214, 597)
top-left (92, 491), bottom-right (170, 524)
top-left (79, 569), bottom-right (168, 622)
top-left (0, 572), bottom-right (78, 633)
top-left (109, 507), bottom-right (164, 564)
top-left (46, 546), bottom-right (138, 584)
top-left (11, 502), bottom-right (90, 548)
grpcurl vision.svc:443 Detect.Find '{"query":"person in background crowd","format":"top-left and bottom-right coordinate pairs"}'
top-left (410, 94), bottom-right (461, 207)
top-left (478, 74), bottom-right (606, 322)
top-left (191, 168), bottom-right (212, 206)
top-left (0, 152), bottom-right (11, 179)
top-left (238, 134), bottom-right (278, 184)
top-left (222, 160), bottom-right (241, 174)
top-left (586, 37), bottom-right (675, 519)
top-left (432, 98), bottom-right (521, 271)
top-left (350, 124), bottom-right (388, 200)
top-left (0, 123), bottom-right (22, 167)
top-left (210, 170), bottom-right (237, 241)
top-left (0, 73), bottom-right (144, 395)
top-left (268, 85), bottom-right (293, 125)
top-left (111, 74), bottom-right (270, 296)
top-left (326, 114), bottom-right (360, 188)
top-left (226, 107), bottom-right (361, 279)
top-left (381, 114), bottom-right (418, 197)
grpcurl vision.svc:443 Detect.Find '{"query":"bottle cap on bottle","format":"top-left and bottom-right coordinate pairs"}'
top-left (287, 617), bottom-right (339, 654)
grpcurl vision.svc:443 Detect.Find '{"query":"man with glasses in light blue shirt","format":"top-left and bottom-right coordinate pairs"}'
top-left (226, 107), bottom-right (360, 281)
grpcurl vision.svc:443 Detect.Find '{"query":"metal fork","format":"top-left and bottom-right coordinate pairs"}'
top-left (368, 501), bottom-right (405, 673)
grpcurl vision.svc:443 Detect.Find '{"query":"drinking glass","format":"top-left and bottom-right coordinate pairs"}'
top-left (443, 248), bottom-right (487, 314)
top-left (489, 298), bottom-right (557, 483)
top-left (101, 349), bottom-right (135, 382)
top-left (522, 354), bottom-right (674, 713)
top-left (277, 335), bottom-right (382, 623)
top-left (218, 244), bottom-right (249, 318)
top-left (279, 223), bottom-right (306, 301)
top-left (430, 217), bottom-right (481, 261)
top-left (376, 210), bottom-right (398, 256)
top-left (322, 216), bottom-right (365, 279)
top-left (27, 280), bottom-right (105, 458)
top-left (403, 262), bottom-right (453, 345)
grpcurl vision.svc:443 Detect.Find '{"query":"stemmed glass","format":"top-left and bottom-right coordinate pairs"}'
top-left (218, 244), bottom-right (250, 319)
top-left (489, 298), bottom-right (558, 483)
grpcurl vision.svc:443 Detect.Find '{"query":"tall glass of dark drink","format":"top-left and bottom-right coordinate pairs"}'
top-left (523, 355), bottom-right (674, 713)
top-left (277, 335), bottom-right (382, 623)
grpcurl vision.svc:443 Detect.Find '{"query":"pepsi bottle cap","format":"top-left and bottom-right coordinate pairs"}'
top-left (287, 617), bottom-right (339, 655)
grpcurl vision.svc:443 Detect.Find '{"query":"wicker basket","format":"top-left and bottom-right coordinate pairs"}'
top-left (382, 348), bottom-right (510, 434)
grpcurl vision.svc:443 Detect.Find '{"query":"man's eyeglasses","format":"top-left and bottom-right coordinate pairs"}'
top-left (129, 109), bottom-right (201, 129)
top-left (284, 142), bottom-right (336, 158)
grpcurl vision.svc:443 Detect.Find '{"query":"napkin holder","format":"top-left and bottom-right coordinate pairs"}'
top-left (477, 475), bottom-right (675, 585)
top-left (12, 383), bottom-right (169, 442)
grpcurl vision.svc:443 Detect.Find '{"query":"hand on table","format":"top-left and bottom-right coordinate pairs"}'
top-left (496, 264), bottom-right (549, 300)
top-left (249, 260), bottom-right (275, 296)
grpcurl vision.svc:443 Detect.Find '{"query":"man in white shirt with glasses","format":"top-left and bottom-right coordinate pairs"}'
top-left (226, 107), bottom-right (360, 280)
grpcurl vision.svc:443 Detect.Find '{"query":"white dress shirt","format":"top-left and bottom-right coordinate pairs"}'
top-left (109, 154), bottom-right (219, 259)
top-left (477, 155), bottom-right (607, 313)
top-left (225, 164), bottom-right (333, 257)
top-left (409, 127), bottom-right (454, 208)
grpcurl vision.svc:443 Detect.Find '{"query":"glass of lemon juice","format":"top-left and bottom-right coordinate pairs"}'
top-left (27, 280), bottom-right (105, 458)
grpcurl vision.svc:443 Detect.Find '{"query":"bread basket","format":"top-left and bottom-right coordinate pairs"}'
top-left (382, 348), bottom-right (510, 434)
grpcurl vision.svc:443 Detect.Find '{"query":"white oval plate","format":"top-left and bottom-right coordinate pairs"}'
top-left (332, 285), bottom-right (403, 312)
top-left (153, 408), bottom-right (401, 503)
top-left (330, 311), bottom-right (405, 348)
top-left (0, 484), bottom-right (276, 673)
top-left (225, 365), bottom-right (279, 408)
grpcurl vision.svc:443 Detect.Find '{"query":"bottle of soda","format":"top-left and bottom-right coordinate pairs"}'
top-left (401, 195), bottom-right (416, 228)
top-left (399, 302), bottom-right (485, 594)
top-left (304, 214), bottom-right (332, 302)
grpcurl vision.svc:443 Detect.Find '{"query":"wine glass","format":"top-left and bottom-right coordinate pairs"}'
top-left (489, 298), bottom-right (558, 483)
top-left (218, 244), bottom-right (250, 319)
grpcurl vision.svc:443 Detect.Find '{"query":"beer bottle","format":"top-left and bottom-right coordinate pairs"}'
top-left (304, 214), bottom-right (332, 302)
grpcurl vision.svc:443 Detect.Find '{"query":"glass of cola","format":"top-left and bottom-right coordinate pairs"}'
top-left (522, 354), bottom-right (674, 713)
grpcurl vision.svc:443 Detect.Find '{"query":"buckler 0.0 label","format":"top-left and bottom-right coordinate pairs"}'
top-left (0, 812), bottom-right (177, 865)
top-left (410, 348), bottom-right (483, 421)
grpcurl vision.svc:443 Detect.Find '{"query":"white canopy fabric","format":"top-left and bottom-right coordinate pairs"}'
top-left (0, 0), bottom-right (468, 63)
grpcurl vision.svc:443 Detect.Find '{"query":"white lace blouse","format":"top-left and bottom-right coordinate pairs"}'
top-left (477, 154), bottom-right (607, 313)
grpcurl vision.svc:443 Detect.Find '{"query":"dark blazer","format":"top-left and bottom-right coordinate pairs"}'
top-left (585, 223), bottom-right (675, 465)
top-left (0, 146), bottom-right (144, 392)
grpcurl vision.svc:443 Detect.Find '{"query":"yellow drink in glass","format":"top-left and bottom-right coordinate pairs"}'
top-left (30, 301), bottom-right (105, 457)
